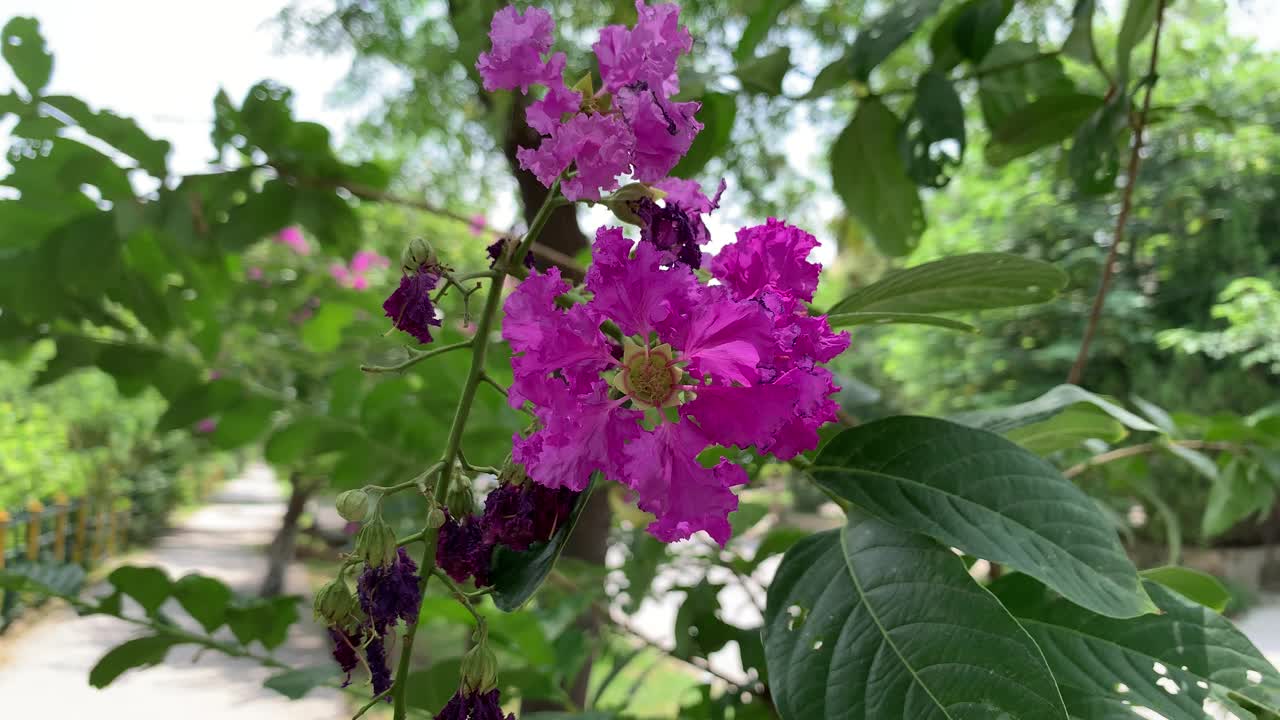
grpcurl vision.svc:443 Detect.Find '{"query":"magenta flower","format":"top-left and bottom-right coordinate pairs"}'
top-left (505, 223), bottom-right (844, 545)
top-left (276, 226), bottom-right (311, 255)
top-left (350, 250), bottom-right (390, 274)
top-left (469, 214), bottom-right (488, 237)
top-left (330, 262), bottom-right (353, 287)
top-left (246, 266), bottom-right (264, 281)
top-left (436, 688), bottom-right (514, 720)
top-left (194, 417), bottom-right (217, 434)
top-left (383, 264), bottom-right (443, 344)
top-left (480, 1), bottom-right (703, 201)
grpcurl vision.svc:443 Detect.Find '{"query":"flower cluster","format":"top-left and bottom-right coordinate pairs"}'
top-left (383, 261), bottom-right (444, 344)
top-left (504, 219), bottom-right (848, 545)
top-left (332, 250), bottom-right (391, 291)
top-left (438, 480), bottom-right (579, 586)
top-left (477, 1), bottom-right (702, 202)
top-left (276, 226), bottom-right (311, 255)
top-left (436, 688), bottom-right (514, 720)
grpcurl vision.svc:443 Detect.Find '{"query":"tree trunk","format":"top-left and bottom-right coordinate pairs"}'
top-left (259, 472), bottom-right (312, 597)
top-left (503, 92), bottom-right (609, 711)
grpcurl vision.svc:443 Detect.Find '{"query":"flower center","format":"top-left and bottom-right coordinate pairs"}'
top-left (612, 340), bottom-right (682, 408)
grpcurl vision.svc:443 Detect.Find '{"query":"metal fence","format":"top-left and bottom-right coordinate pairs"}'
top-left (0, 468), bottom-right (224, 632)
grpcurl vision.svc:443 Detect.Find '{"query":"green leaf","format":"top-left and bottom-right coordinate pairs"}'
top-left (899, 71), bottom-right (965, 188)
top-left (762, 516), bottom-right (1069, 720)
top-left (173, 574), bottom-right (233, 633)
top-left (404, 658), bottom-right (463, 713)
top-left (301, 303), bottom-right (357, 353)
top-left (929, 0), bottom-right (1013, 70)
top-left (1, 17), bottom-right (53, 96)
top-left (735, 47), bottom-right (790, 96)
top-left (41, 95), bottom-right (170, 176)
top-left (210, 395), bottom-right (278, 450)
top-left (1061, 0), bottom-right (1100, 68)
top-left (1005, 404), bottom-right (1128, 455)
top-left (1069, 95), bottom-right (1127, 196)
top-left (108, 565), bottom-right (172, 616)
top-left (996, 575), bottom-right (1280, 719)
top-left (1163, 440), bottom-right (1219, 482)
top-left (263, 665), bottom-right (338, 700)
top-left (1140, 566), bottom-right (1230, 613)
top-left (1115, 0), bottom-right (1159, 83)
top-left (827, 311), bottom-right (977, 332)
top-left (849, 0), bottom-right (944, 81)
top-left (729, 502), bottom-right (769, 536)
top-left (801, 53), bottom-right (853, 98)
top-left (984, 92), bottom-right (1105, 167)
top-left (225, 596), bottom-right (299, 650)
top-left (830, 98), bottom-right (924, 257)
top-left (156, 379), bottom-right (246, 432)
top-left (977, 42), bottom-right (1074, 131)
top-left (734, 0), bottom-right (795, 62)
top-left (812, 416), bottom-right (1154, 618)
top-left (89, 635), bottom-right (183, 688)
top-left (263, 417), bottom-right (329, 467)
top-left (671, 92), bottom-right (735, 177)
top-left (828, 252), bottom-right (1066, 315)
top-left (949, 383), bottom-right (1161, 434)
top-left (490, 479), bottom-right (596, 612)
top-left (0, 562), bottom-right (85, 597)
top-left (1202, 460), bottom-right (1275, 539)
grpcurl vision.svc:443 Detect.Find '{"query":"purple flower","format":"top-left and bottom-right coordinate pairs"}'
top-left (358, 547), bottom-right (423, 635)
top-left (366, 636), bottom-right (392, 699)
top-left (504, 223), bottom-right (844, 545)
top-left (486, 238), bottom-right (536, 271)
top-left (437, 513), bottom-right (492, 586)
top-left (476, 6), bottom-right (563, 93)
top-left (481, 482), bottom-right (578, 551)
top-left (615, 88), bottom-right (702, 183)
top-left (194, 418), bottom-right (217, 434)
top-left (277, 226), bottom-right (311, 255)
top-left (350, 250), bottom-right (390, 274)
top-left (469, 214), bottom-right (488, 237)
top-left (517, 112), bottom-right (635, 202)
top-left (383, 265), bottom-right (443, 344)
top-left (436, 688), bottom-right (515, 720)
top-left (328, 627), bottom-right (362, 687)
top-left (525, 75), bottom-right (581, 135)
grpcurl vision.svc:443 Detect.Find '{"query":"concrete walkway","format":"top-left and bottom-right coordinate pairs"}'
top-left (0, 464), bottom-right (346, 719)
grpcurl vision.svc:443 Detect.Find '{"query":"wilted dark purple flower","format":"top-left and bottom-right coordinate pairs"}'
top-left (328, 627), bottom-right (362, 687)
top-left (358, 547), bottom-right (423, 635)
top-left (437, 688), bottom-right (515, 720)
top-left (486, 237), bottom-right (536, 271)
top-left (482, 482), bottom-right (578, 552)
top-left (437, 513), bottom-right (493, 586)
top-left (631, 196), bottom-right (707, 269)
top-left (383, 265), bottom-right (443, 344)
top-left (367, 636), bottom-right (393, 699)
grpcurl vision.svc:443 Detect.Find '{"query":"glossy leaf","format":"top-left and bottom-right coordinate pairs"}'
top-left (89, 635), bottom-right (183, 689)
top-left (762, 516), bottom-right (1068, 720)
top-left (827, 311), bottom-right (976, 332)
top-left (830, 99), bottom-right (924, 257)
top-left (900, 71), bottom-right (965, 188)
top-left (672, 92), bottom-right (735, 177)
top-left (490, 480), bottom-right (596, 612)
top-left (1, 17), bottom-right (52, 96)
top-left (1005, 404), bottom-right (1128, 455)
top-left (849, 0), bottom-right (943, 81)
top-left (950, 383), bottom-right (1161, 434)
top-left (812, 416), bottom-right (1154, 618)
top-left (263, 665), bottom-right (338, 700)
top-left (173, 573), bottom-right (233, 633)
top-left (985, 92), bottom-right (1105, 167)
top-left (1140, 566), bottom-right (1231, 613)
top-left (828, 252), bottom-right (1066, 315)
top-left (997, 575), bottom-right (1280, 719)
top-left (108, 565), bottom-right (172, 616)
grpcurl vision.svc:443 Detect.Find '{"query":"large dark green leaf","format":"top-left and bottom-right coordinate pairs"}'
top-left (929, 0), bottom-right (1014, 70)
top-left (801, 53), bottom-right (853, 99)
top-left (263, 416), bottom-right (330, 467)
top-left (985, 93), bottom-right (1104, 167)
top-left (173, 573), bottom-right (233, 633)
top-left (672, 92), bottom-right (735, 177)
top-left (827, 252), bottom-right (1066, 315)
top-left (831, 99), bottom-right (924, 257)
top-left (1069, 95), bottom-right (1128, 196)
top-left (1004, 405), bottom-right (1128, 455)
top-left (210, 396), bottom-right (279, 450)
top-left (263, 665), bottom-right (338, 700)
top-left (1, 17), bottom-right (52, 96)
top-left (89, 635), bottom-right (183, 688)
top-left (977, 41), bottom-right (1074, 131)
top-left (849, 0), bottom-right (943, 81)
top-left (996, 575), bottom-right (1280, 719)
top-left (490, 480), bottom-right (596, 612)
top-left (156, 379), bottom-right (246, 432)
top-left (108, 565), bottom-right (172, 616)
top-left (1140, 566), bottom-right (1230, 613)
top-left (763, 517), bottom-right (1068, 720)
top-left (812, 416), bottom-right (1154, 618)
top-left (950, 384), bottom-right (1161, 434)
top-left (42, 95), bottom-right (170, 176)
top-left (899, 71), bottom-right (965, 188)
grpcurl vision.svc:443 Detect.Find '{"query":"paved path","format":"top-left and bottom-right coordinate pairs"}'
top-left (0, 464), bottom-right (346, 719)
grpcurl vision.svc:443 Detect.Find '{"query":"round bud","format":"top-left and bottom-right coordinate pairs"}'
top-left (400, 237), bottom-right (438, 274)
top-left (335, 489), bottom-right (369, 522)
top-left (460, 642), bottom-right (499, 694)
top-left (425, 506), bottom-right (446, 530)
top-left (313, 579), bottom-right (356, 625)
top-left (355, 517), bottom-right (398, 568)
top-left (605, 182), bottom-right (663, 226)
top-left (445, 476), bottom-right (475, 519)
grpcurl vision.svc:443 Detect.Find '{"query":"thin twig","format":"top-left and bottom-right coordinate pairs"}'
top-left (1062, 439), bottom-right (1239, 479)
top-left (1067, 0), bottom-right (1168, 385)
top-left (361, 340), bottom-right (473, 374)
top-left (478, 372), bottom-right (509, 398)
top-left (352, 686), bottom-right (395, 719)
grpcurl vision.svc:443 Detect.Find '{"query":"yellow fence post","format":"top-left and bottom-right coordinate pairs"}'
top-left (52, 493), bottom-right (70, 563)
top-left (73, 500), bottom-right (88, 566)
top-left (0, 510), bottom-right (9, 570)
top-left (25, 499), bottom-right (44, 562)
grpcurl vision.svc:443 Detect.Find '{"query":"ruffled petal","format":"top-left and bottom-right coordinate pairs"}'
top-left (525, 71), bottom-right (581, 135)
top-left (585, 226), bottom-right (697, 337)
top-left (659, 285), bottom-right (773, 385)
top-left (679, 382), bottom-right (794, 450)
top-left (517, 380), bottom-right (643, 492)
top-left (757, 368), bottom-right (842, 460)
top-left (476, 6), bottom-right (558, 93)
top-left (711, 218), bottom-right (822, 303)
top-left (592, 0), bottom-right (692, 93)
top-left (616, 88), bottom-right (701, 183)
top-left (654, 177), bottom-right (725, 215)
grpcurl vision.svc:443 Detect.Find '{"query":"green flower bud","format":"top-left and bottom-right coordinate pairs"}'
top-left (605, 182), bottom-right (665, 226)
top-left (426, 506), bottom-right (446, 529)
top-left (335, 489), bottom-right (369, 522)
top-left (459, 641), bottom-right (499, 694)
top-left (401, 237), bottom-right (438, 274)
top-left (313, 579), bottom-right (356, 625)
top-left (445, 476), bottom-right (475, 519)
top-left (498, 457), bottom-right (527, 487)
top-left (355, 517), bottom-right (398, 568)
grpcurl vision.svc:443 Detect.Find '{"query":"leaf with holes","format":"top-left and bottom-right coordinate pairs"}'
top-left (831, 99), bottom-right (924, 257)
top-left (994, 574), bottom-right (1280, 719)
top-left (813, 416), bottom-right (1154, 618)
top-left (849, 0), bottom-right (944, 81)
top-left (828, 252), bottom-right (1066, 315)
top-left (763, 516), bottom-right (1068, 720)
top-left (900, 71), bottom-right (965, 188)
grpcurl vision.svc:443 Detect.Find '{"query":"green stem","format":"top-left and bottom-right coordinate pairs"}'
top-left (389, 180), bottom-right (563, 720)
top-left (361, 340), bottom-right (472, 374)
